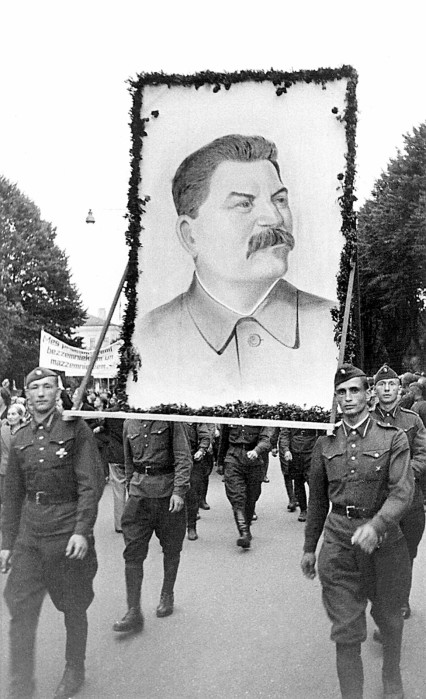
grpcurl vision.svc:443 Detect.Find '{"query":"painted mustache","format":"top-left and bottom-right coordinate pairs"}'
top-left (246, 228), bottom-right (295, 259)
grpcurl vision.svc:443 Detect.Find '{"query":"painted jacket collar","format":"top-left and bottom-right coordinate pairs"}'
top-left (184, 274), bottom-right (299, 354)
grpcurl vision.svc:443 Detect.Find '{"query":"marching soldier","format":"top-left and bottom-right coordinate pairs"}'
top-left (301, 364), bottom-right (414, 699)
top-left (217, 423), bottom-right (274, 548)
top-left (185, 422), bottom-right (211, 541)
top-left (372, 364), bottom-right (426, 622)
top-left (113, 420), bottom-right (192, 633)
top-left (1, 367), bottom-right (103, 699)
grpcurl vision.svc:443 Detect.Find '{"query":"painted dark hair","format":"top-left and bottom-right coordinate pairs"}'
top-left (172, 134), bottom-right (280, 218)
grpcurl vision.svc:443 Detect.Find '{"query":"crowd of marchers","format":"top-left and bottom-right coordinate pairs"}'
top-left (0, 364), bottom-right (425, 699)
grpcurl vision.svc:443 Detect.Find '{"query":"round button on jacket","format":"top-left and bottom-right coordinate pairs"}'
top-left (247, 333), bottom-right (262, 348)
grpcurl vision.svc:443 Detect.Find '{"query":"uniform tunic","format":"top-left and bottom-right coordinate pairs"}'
top-left (304, 416), bottom-right (413, 644)
top-left (122, 420), bottom-right (192, 568)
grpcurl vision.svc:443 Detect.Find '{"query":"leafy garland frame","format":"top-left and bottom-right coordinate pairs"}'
top-left (117, 66), bottom-right (358, 423)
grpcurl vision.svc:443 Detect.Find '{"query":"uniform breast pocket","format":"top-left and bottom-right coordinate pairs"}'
top-left (360, 449), bottom-right (389, 481)
top-left (150, 427), bottom-right (170, 451)
top-left (17, 440), bottom-right (36, 475)
top-left (48, 438), bottom-right (74, 468)
top-left (324, 450), bottom-right (346, 483)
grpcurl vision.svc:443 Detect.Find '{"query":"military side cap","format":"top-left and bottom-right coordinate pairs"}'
top-left (25, 367), bottom-right (58, 387)
top-left (334, 364), bottom-right (366, 388)
top-left (374, 364), bottom-right (399, 384)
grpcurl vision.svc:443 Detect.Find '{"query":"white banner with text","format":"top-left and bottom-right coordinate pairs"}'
top-left (39, 330), bottom-right (122, 378)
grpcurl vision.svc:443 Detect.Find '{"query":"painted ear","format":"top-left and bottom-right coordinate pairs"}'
top-left (176, 215), bottom-right (198, 257)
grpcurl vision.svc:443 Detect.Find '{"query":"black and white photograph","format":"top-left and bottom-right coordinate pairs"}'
top-left (0, 3), bottom-right (425, 699)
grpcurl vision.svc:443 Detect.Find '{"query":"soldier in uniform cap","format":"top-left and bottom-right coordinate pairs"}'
top-left (372, 364), bottom-right (426, 622)
top-left (301, 363), bottom-right (414, 699)
top-left (0, 367), bottom-right (104, 699)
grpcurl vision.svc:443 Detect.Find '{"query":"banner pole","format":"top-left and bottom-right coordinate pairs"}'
top-left (73, 264), bottom-right (128, 409)
top-left (329, 257), bottom-right (356, 425)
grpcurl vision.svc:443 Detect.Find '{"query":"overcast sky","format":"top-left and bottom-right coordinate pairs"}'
top-left (1, 0), bottom-right (425, 321)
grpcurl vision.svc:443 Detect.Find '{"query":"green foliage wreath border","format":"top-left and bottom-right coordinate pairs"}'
top-left (117, 66), bottom-right (358, 422)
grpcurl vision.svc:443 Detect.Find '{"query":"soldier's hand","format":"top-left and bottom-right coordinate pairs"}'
top-left (193, 449), bottom-right (204, 462)
top-left (351, 523), bottom-right (378, 554)
top-left (301, 552), bottom-right (316, 579)
top-left (284, 450), bottom-right (293, 462)
top-left (0, 549), bottom-right (12, 573)
top-left (66, 534), bottom-right (88, 560)
top-left (246, 449), bottom-right (258, 461)
top-left (169, 494), bottom-right (184, 513)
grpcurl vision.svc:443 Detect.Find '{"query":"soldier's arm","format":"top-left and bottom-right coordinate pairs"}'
top-left (217, 425), bottom-right (230, 465)
top-left (72, 419), bottom-right (104, 538)
top-left (269, 427), bottom-right (280, 451)
top-left (1, 444), bottom-right (26, 551)
top-left (303, 438), bottom-right (330, 554)
top-left (171, 422), bottom-right (192, 498)
top-left (123, 421), bottom-right (135, 483)
top-left (254, 426), bottom-right (274, 456)
top-left (370, 429), bottom-right (414, 537)
top-left (195, 423), bottom-right (211, 454)
top-left (279, 427), bottom-right (291, 453)
top-left (409, 418), bottom-right (426, 479)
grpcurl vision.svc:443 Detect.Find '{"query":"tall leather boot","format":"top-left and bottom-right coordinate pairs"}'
top-left (336, 643), bottom-right (363, 699)
top-left (157, 554), bottom-right (180, 617)
top-left (233, 509), bottom-right (251, 549)
top-left (382, 624), bottom-right (404, 698)
top-left (284, 475), bottom-right (297, 511)
top-left (8, 605), bottom-right (38, 698)
top-left (53, 609), bottom-right (87, 698)
top-left (113, 565), bottom-right (144, 632)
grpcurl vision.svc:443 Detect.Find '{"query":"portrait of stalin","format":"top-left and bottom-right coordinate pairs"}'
top-left (133, 134), bottom-right (338, 408)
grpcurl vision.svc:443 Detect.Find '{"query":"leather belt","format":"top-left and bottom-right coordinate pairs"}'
top-left (134, 466), bottom-right (174, 475)
top-left (332, 504), bottom-right (376, 519)
top-left (27, 491), bottom-right (77, 506)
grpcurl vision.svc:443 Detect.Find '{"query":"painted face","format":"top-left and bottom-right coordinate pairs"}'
top-left (374, 379), bottom-right (400, 407)
top-left (26, 377), bottom-right (59, 416)
top-left (179, 160), bottom-right (294, 288)
top-left (335, 377), bottom-right (370, 421)
top-left (7, 405), bottom-right (22, 426)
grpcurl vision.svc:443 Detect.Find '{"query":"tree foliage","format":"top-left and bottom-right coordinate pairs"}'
top-left (0, 176), bottom-right (86, 384)
top-left (358, 124), bottom-right (426, 374)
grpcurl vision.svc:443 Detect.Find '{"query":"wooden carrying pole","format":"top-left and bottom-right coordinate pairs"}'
top-left (73, 264), bottom-right (128, 409)
top-left (329, 257), bottom-right (357, 425)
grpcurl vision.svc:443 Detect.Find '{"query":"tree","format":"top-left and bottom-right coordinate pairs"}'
top-left (0, 176), bottom-right (86, 384)
top-left (357, 124), bottom-right (426, 374)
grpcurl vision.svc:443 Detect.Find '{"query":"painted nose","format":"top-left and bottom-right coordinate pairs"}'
top-left (256, 201), bottom-right (285, 226)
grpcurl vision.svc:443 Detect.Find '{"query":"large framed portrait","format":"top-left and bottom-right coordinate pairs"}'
top-left (119, 68), bottom-right (357, 417)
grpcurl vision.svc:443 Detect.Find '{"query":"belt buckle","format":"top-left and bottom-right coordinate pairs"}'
top-left (35, 491), bottom-right (47, 505)
top-left (346, 505), bottom-right (356, 519)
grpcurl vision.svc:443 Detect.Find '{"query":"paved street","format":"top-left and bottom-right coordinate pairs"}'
top-left (1, 456), bottom-right (425, 698)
